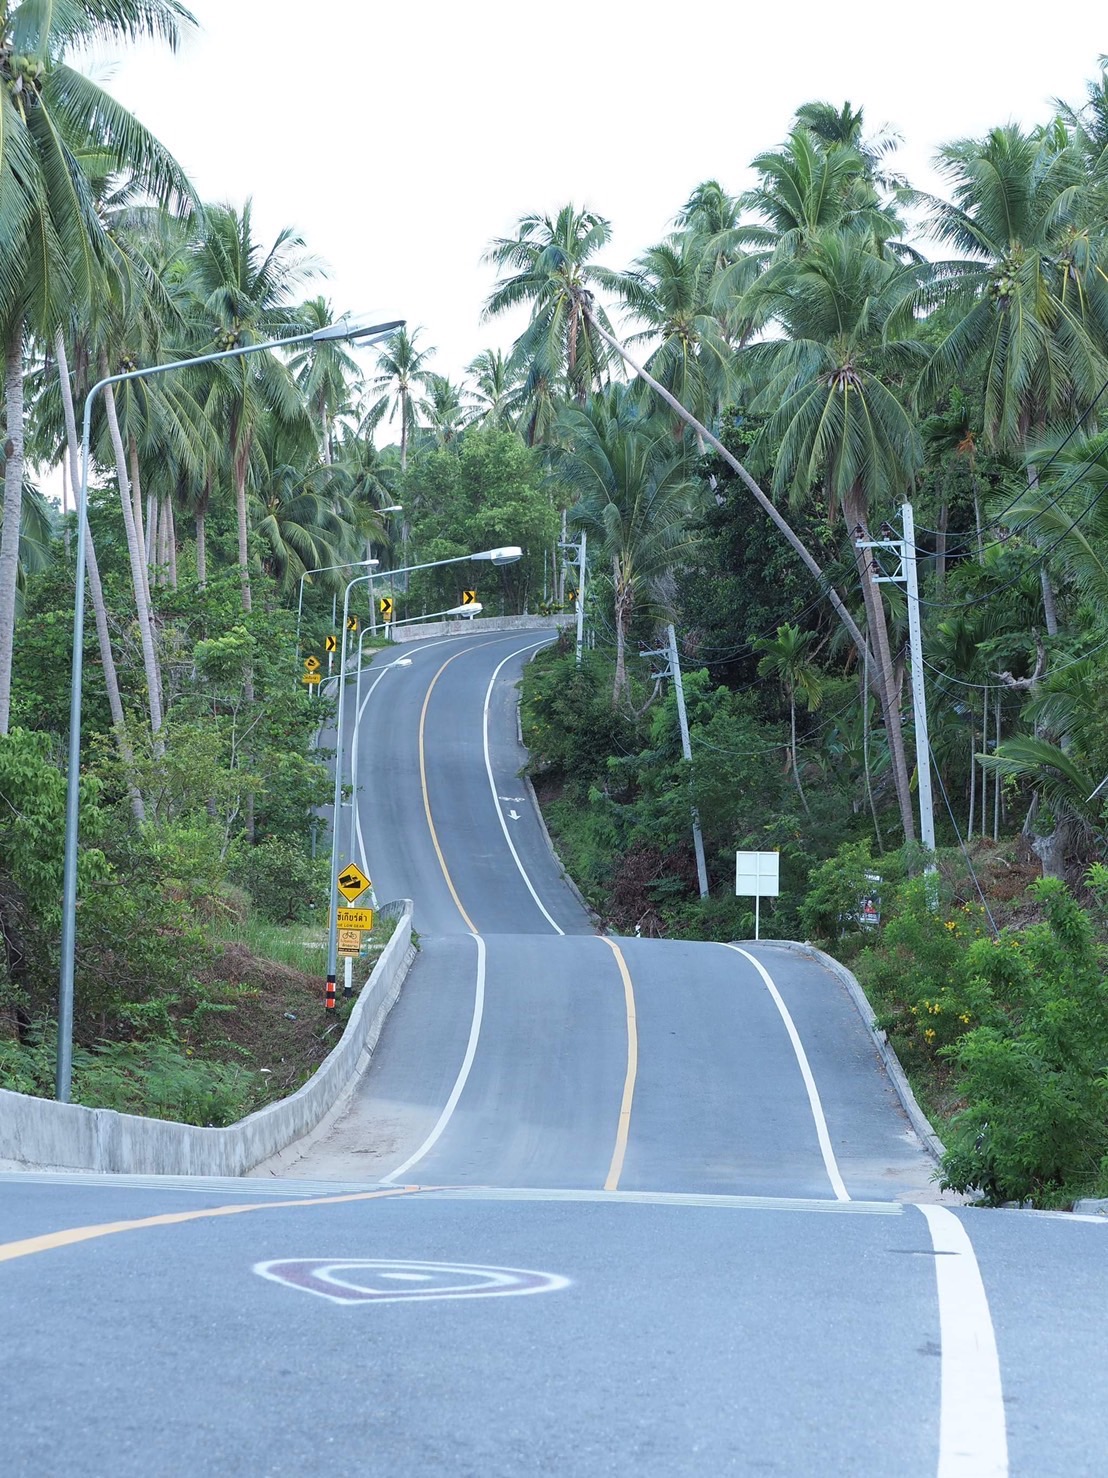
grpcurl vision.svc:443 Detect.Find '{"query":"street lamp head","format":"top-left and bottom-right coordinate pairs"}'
top-left (311, 316), bottom-right (405, 344)
top-left (473, 546), bottom-right (523, 565)
top-left (444, 602), bottom-right (483, 616)
top-left (379, 504), bottom-right (403, 514)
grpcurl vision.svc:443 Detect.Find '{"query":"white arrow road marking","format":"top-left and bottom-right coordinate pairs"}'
top-left (508, 809), bottom-right (520, 820)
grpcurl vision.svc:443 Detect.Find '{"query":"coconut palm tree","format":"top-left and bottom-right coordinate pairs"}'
top-left (752, 623), bottom-right (824, 813)
top-left (184, 200), bottom-right (316, 613)
top-left (466, 348), bottom-right (523, 431)
top-left (915, 124), bottom-right (1108, 633)
top-left (739, 230), bottom-right (926, 840)
top-left (555, 388), bottom-right (702, 706)
top-left (0, 0), bottom-right (196, 733)
top-left (369, 326), bottom-right (434, 471)
top-left (484, 205), bottom-right (617, 434)
top-left (610, 230), bottom-right (740, 431)
top-left (288, 295), bottom-right (364, 463)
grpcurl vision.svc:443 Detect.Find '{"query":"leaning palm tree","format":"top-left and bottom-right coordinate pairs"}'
top-left (0, 0), bottom-right (196, 734)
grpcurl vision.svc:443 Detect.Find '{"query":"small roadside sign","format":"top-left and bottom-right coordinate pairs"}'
top-left (347, 615), bottom-right (358, 633)
top-left (303, 654), bottom-right (321, 673)
top-left (325, 634), bottom-right (338, 653)
top-left (337, 928), bottom-right (361, 957)
top-left (379, 596), bottom-right (394, 621)
top-left (301, 673), bottom-right (321, 685)
top-left (337, 862), bottom-right (371, 902)
top-left (335, 907), bottom-right (374, 930)
top-left (462, 589), bottom-right (477, 606)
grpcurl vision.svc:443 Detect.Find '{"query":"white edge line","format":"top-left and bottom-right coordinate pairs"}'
top-left (380, 932), bottom-right (486, 1183)
top-left (483, 640), bottom-right (564, 935)
top-left (721, 944), bottom-right (850, 1202)
top-left (916, 1205), bottom-right (1008, 1477)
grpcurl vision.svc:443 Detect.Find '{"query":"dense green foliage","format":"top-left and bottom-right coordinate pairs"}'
top-left (2, 11), bottom-right (1108, 1200)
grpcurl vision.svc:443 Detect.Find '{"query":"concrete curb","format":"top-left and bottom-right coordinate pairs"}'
top-left (0, 902), bottom-right (416, 1177)
top-left (756, 938), bottom-right (947, 1166)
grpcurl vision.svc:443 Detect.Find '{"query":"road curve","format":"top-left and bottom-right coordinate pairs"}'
top-left (4, 627), bottom-right (1106, 1476)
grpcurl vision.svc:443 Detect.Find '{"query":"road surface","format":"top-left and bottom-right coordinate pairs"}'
top-left (2, 629), bottom-right (1105, 1475)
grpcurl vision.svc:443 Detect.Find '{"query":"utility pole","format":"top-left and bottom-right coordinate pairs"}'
top-left (559, 530), bottom-right (587, 667)
top-left (856, 505), bottom-right (936, 856)
top-left (643, 626), bottom-right (709, 899)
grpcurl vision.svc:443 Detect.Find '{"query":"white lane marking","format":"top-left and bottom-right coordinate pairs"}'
top-left (352, 662), bottom-right (401, 875)
top-left (380, 932), bottom-right (486, 1184)
top-left (482, 640), bottom-right (565, 935)
top-left (424, 1186), bottom-right (903, 1214)
top-left (721, 944), bottom-right (850, 1202)
top-left (916, 1205), bottom-right (1008, 1477)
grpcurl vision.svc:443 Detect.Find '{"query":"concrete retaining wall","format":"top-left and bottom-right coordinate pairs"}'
top-left (390, 613), bottom-right (571, 643)
top-left (0, 902), bottom-right (415, 1176)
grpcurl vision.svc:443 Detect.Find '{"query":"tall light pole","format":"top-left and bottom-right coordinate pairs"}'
top-left (324, 547), bottom-right (522, 1009)
top-left (56, 315), bottom-right (405, 1101)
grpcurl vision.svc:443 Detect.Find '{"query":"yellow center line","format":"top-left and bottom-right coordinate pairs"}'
top-left (0, 1185), bottom-right (427, 1265)
top-left (419, 650), bottom-right (480, 933)
top-left (601, 937), bottom-right (638, 1192)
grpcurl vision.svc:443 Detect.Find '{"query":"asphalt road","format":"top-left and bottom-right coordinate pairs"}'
top-left (3, 628), bottom-right (1106, 1475)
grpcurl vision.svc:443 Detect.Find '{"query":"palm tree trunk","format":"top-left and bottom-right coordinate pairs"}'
top-left (968, 725), bottom-right (976, 840)
top-left (789, 693), bottom-right (810, 815)
top-left (100, 359), bottom-right (164, 738)
top-left (166, 495), bottom-right (178, 590)
top-left (0, 317), bottom-right (25, 735)
top-left (146, 491), bottom-right (157, 567)
top-left (54, 329), bottom-right (144, 821)
top-left (156, 495), bottom-right (169, 581)
top-left (233, 429), bottom-right (253, 614)
top-left (582, 304), bottom-right (873, 670)
top-left (128, 436), bottom-right (149, 604)
top-left (612, 556), bottom-right (630, 708)
top-left (195, 507), bottom-right (207, 586)
top-left (1027, 462), bottom-right (1060, 636)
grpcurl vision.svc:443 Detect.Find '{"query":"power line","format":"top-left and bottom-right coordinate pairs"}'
top-left (921, 629), bottom-right (1108, 691)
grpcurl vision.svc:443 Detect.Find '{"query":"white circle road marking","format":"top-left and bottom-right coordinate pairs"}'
top-left (254, 1258), bottom-right (570, 1305)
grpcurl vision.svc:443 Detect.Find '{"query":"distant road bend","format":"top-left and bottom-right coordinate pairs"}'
top-left (2, 628), bottom-right (1106, 1476)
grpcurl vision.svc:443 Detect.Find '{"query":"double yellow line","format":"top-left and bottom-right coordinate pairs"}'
top-left (419, 653), bottom-right (639, 1192)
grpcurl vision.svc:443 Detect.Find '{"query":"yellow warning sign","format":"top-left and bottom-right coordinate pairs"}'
top-left (303, 654), bottom-right (321, 672)
top-left (325, 634), bottom-right (338, 653)
top-left (336, 862), bottom-right (371, 902)
top-left (301, 673), bottom-right (321, 685)
top-left (379, 596), bottom-right (394, 621)
top-left (335, 907), bottom-right (374, 930)
top-left (462, 589), bottom-right (477, 605)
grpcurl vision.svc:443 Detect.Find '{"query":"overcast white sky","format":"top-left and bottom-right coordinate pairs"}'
top-left (90, 1), bottom-right (1104, 388)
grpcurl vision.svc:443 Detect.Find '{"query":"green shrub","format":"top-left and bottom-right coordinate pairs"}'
top-left (231, 836), bottom-right (329, 923)
top-left (939, 877), bottom-right (1108, 1206)
top-left (73, 1041), bottom-right (260, 1127)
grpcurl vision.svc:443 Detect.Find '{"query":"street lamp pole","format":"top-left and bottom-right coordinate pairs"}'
top-left (324, 547), bottom-right (522, 1009)
top-left (56, 316), bottom-right (404, 1101)
top-left (296, 556), bottom-right (377, 668)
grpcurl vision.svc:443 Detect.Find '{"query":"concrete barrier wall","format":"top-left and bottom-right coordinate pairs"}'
top-left (390, 613), bottom-right (571, 643)
top-left (0, 902), bottom-right (415, 1176)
